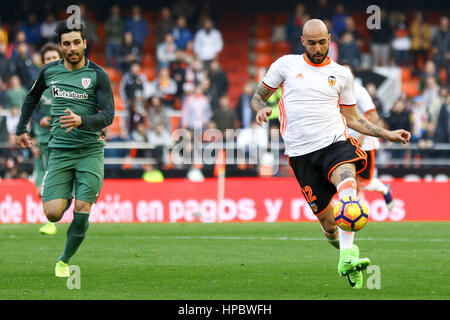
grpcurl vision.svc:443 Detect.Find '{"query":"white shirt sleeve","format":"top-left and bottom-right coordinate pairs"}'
top-left (338, 71), bottom-right (357, 106)
top-left (355, 84), bottom-right (376, 114)
top-left (262, 56), bottom-right (285, 89)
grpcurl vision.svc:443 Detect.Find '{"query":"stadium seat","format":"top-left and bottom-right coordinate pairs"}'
top-left (254, 53), bottom-right (273, 68)
top-left (103, 67), bottom-right (121, 83)
top-left (142, 67), bottom-right (155, 81)
top-left (255, 13), bottom-right (274, 27)
top-left (274, 12), bottom-right (290, 25)
top-left (274, 40), bottom-right (291, 55)
top-left (254, 26), bottom-right (273, 40)
top-left (401, 67), bottom-right (412, 82)
top-left (142, 54), bottom-right (156, 68)
top-left (401, 80), bottom-right (420, 98)
top-left (254, 39), bottom-right (273, 54)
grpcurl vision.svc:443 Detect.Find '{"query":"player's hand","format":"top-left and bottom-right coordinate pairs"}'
top-left (16, 133), bottom-right (32, 148)
top-left (255, 107), bottom-right (272, 125)
top-left (60, 109), bottom-right (82, 133)
top-left (387, 129), bottom-right (411, 144)
top-left (39, 116), bottom-right (51, 128)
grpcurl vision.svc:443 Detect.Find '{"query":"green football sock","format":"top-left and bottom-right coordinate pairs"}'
top-left (58, 212), bottom-right (89, 263)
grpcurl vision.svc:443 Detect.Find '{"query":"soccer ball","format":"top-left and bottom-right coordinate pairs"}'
top-left (333, 196), bottom-right (369, 232)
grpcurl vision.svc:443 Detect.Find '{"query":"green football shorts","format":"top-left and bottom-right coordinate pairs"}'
top-left (41, 146), bottom-right (104, 204)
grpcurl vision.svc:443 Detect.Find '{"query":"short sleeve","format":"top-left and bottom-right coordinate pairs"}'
top-left (356, 84), bottom-right (376, 114)
top-left (262, 57), bottom-right (285, 90)
top-left (339, 71), bottom-right (357, 107)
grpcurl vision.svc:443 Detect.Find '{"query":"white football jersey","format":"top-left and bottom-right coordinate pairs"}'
top-left (347, 82), bottom-right (380, 151)
top-left (262, 54), bottom-right (356, 157)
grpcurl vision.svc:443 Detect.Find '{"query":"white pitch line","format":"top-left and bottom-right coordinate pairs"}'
top-left (85, 235), bottom-right (450, 242)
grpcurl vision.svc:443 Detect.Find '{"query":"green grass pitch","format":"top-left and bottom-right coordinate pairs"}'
top-left (0, 222), bottom-right (449, 300)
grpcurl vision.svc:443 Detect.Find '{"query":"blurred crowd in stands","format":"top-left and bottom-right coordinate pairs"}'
top-left (0, 0), bottom-right (448, 179)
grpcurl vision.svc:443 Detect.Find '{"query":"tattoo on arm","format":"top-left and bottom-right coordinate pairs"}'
top-left (251, 84), bottom-right (274, 112)
top-left (357, 117), bottom-right (384, 138)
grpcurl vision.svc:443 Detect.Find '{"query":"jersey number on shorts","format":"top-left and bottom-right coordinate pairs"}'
top-left (301, 186), bottom-right (317, 203)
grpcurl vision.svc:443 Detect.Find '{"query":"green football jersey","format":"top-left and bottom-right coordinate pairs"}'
top-left (16, 58), bottom-right (115, 149)
top-left (33, 89), bottom-right (52, 145)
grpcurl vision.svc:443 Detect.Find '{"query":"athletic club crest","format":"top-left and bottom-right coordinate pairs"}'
top-left (82, 78), bottom-right (91, 88)
top-left (328, 75), bottom-right (336, 87)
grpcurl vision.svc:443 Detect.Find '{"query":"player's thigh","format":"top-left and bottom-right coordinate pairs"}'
top-left (289, 155), bottom-right (336, 216)
top-left (74, 148), bottom-right (104, 204)
top-left (317, 201), bottom-right (337, 232)
top-left (324, 138), bottom-right (367, 187)
top-left (41, 151), bottom-right (75, 203)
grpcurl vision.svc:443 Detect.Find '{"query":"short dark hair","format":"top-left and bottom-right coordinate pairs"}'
top-left (40, 42), bottom-right (62, 62)
top-left (54, 20), bottom-right (86, 43)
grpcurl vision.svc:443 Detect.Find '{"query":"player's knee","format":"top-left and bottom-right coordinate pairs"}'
top-left (74, 201), bottom-right (92, 214)
top-left (45, 210), bottom-right (64, 222)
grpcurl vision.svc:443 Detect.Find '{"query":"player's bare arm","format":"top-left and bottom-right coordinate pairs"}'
top-left (341, 106), bottom-right (411, 144)
top-left (251, 83), bottom-right (276, 125)
top-left (357, 109), bottom-right (380, 146)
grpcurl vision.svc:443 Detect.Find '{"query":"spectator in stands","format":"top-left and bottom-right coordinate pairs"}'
top-left (431, 16), bottom-right (450, 83)
top-left (181, 84), bottom-right (212, 131)
top-left (147, 95), bottom-right (170, 131)
top-left (212, 95), bottom-right (237, 133)
top-left (312, 0), bottom-right (333, 21)
top-left (236, 120), bottom-right (268, 162)
top-left (11, 42), bottom-right (34, 89)
top-left (119, 31), bottom-right (142, 73)
top-left (119, 61), bottom-right (147, 109)
top-left (392, 13), bottom-right (411, 67)
top-left (28, 52), bottom-right (42, 84)
top-left (130, 121), bottom-right (152, 159)
top-left (433, 94), bottom-right (450, 156)
top-left (172, 16), bottom-right (194, 51)
top-left (385, 99), bottom-right (412, 161)
top-left (331, 3), bottom-right (348, 38)
top-left (156, 33), bottom-right (177, 69)
top-left (0, 41), bottom-right (11, 82)
top-left (338, 32), bottom-right (361, 69)
top-left (207, 59), bottom-right (228, 108)
top-left (0, 20), bottom-right (8, 45)
top-left (286, 3), bottom-right (307, 55)
top-left (173, 0), bottom-right (196, 27)
top-left (369, 9), bottom-right (392, 67)
top-left (193, 18), bottom-right (223, 67)
top-left (410, 12), bottom-right (431, 75)
top-left (147, 123), bottom-right (173, 165)
top-left (105, 4), bottom-right (124, 69)
top-left (236, 81), bottom-right (256, 129)
top-left (3, 133), bottom-right (26, 179)
top-left (125, 5), bottom-right (149, 48)
top-left (21, 13), bottom-right (40, 48)
top-left (5, 75), bottom-right (27, 109)
top-left (324, 19), bottom-right (339, 61)
top-left (183, 58), bottom-right (207, 95)
top-left (420, 60), bottom-right (442, 91)
top-left (40, 13), bottom-right (58, 44)
top-left (422, 76), bottom-right (442, 126)
top-left (152, 67), bottom-right (178, 109)
top-left (184, 39), bottom-right (195, 65)
top-left (8, 31), bottom-right (27, 60)
top-left (340, 16), bottom-right (362, 47)
top-left (170, 48), bottom-right (188, 99)
top-left (78, 3), bottom-right (98, 58)
top-left (6, 104), bottom-right (20, 134)
top-left (0, 77), bottom-right (7, 142)
top-left (104, 127), bottom-right (130, 172)
top-left (155, 7), bottom-right (174, 45)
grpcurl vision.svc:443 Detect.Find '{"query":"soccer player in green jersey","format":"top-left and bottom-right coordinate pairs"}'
top-left (32, 43), bottom-right (63, 236)
top-left (16, 20), bottom-right (115, 277)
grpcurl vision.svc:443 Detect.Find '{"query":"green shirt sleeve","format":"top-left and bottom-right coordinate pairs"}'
top-left (15, 64), bottom-right (51, 135)
top-left (79, 68), bottom-right (115, 132)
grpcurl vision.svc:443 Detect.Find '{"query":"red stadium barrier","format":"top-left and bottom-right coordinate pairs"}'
top-left (0, 178), bottom-right (448, 223)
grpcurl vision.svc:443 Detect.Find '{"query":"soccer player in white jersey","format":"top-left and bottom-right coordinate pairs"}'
top-left (342, 63), bottom-right (394, 211)
top-left (251, 19), bottom-right (411, 289)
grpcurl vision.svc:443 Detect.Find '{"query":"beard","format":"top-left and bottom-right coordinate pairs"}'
top-left (65, 50), bottom-right (84, 65)
top-left (305, 47), bottom-right (329, 64)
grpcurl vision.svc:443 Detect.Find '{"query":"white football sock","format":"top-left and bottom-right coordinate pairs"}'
top-left (364, 178), bottom-right (388, 195)
top-left (339, 228), bottom-right (354, 251)
top-left (336, 178), bottom-right (358, 199)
